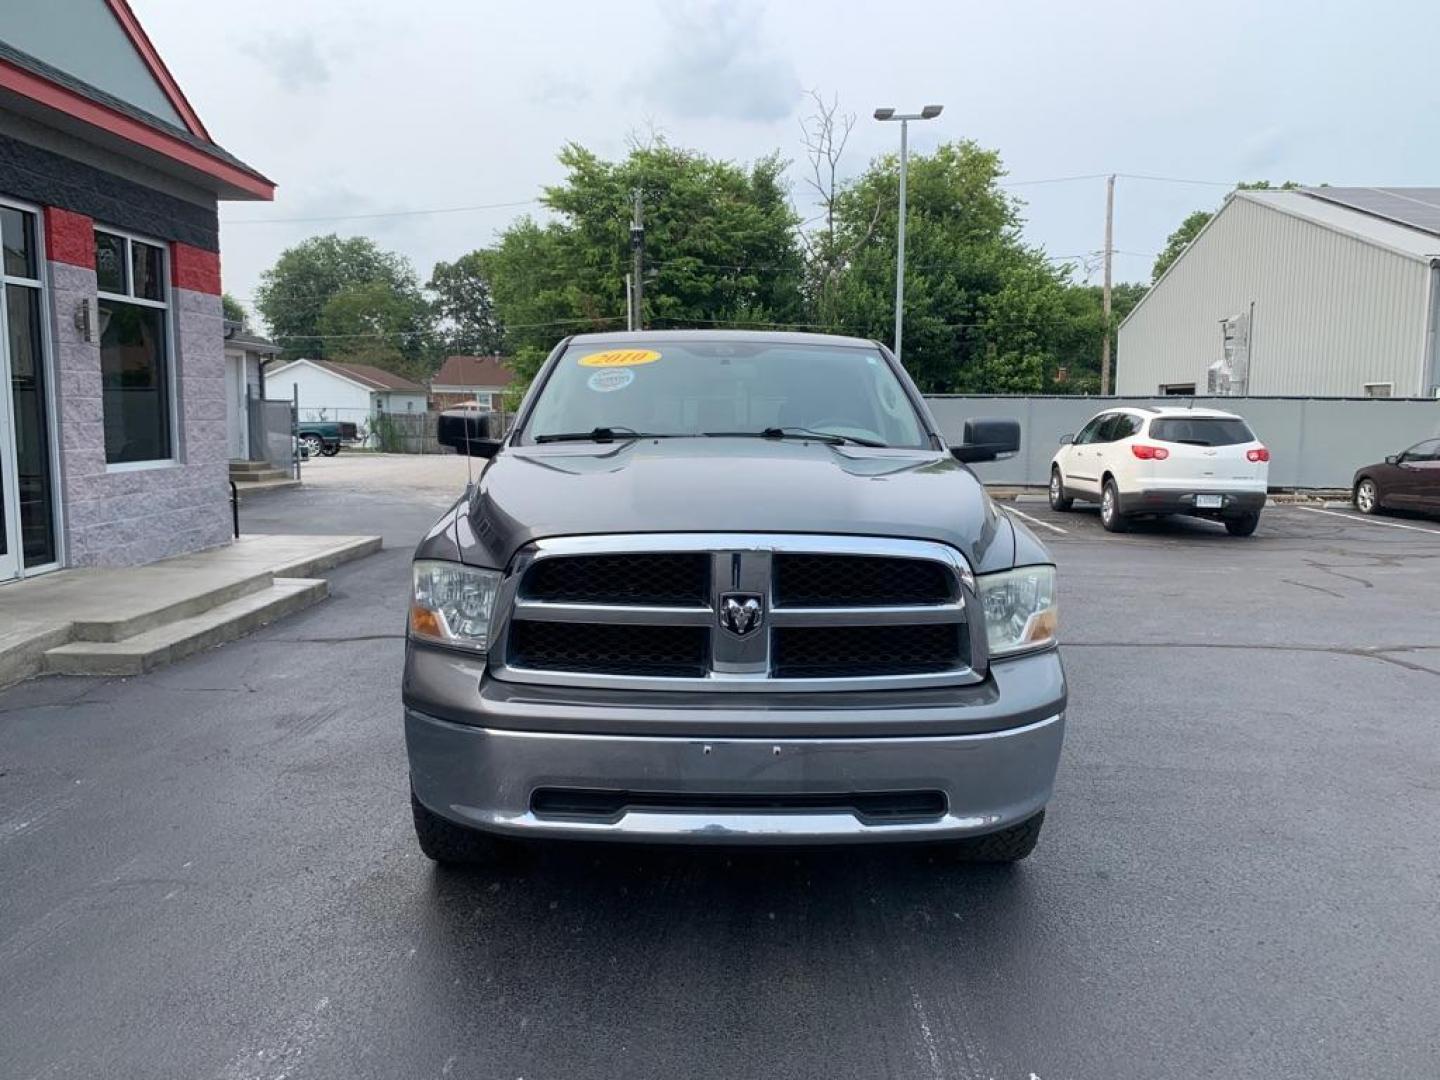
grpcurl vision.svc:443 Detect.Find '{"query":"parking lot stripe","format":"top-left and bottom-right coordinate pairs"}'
top-left (1004, 505), bottom-right (1069, 535)
top-left (1292, 505), bottom-right (1440, 536)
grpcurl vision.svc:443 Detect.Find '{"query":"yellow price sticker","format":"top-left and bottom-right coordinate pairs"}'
top-left (577, 349), bottom-right (662, 368)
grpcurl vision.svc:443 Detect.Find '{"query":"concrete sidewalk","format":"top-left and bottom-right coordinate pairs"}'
top-left (0, 533), bottom-right (380, 687)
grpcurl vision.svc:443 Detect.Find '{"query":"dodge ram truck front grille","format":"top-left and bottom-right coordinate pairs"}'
top-left (773, 554), bottom-right (954, 607)
top-left (771, 624), bottom-right (966, 678)
top-left (509, 621), bottom-right (709, 677)
top-left (492, 535), bottom-right (979, 692)
top-left (522, 552), bottom-right (711, 606)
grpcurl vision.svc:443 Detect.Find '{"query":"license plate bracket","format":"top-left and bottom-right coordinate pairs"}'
top-left (1195, 494), bottom-right (1224, 509)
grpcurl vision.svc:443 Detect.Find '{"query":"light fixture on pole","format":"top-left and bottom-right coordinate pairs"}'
top-left (873, 104), bottom-right (943, 364)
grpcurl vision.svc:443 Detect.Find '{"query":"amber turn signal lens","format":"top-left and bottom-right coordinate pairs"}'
top-left (409, 605), bottom-right (444, 638)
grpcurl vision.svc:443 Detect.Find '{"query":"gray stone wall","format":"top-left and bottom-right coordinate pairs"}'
top-left (48, 262), bottom-right (232, 567)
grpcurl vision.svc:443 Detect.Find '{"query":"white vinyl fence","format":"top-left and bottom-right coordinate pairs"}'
top-left (923, 396), bottom-right (1440, 489)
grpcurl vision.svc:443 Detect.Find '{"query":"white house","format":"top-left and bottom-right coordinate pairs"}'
top-left (223, 322), bottom-right (280, 462)
top-left (264, 359), bottom-right (428, 425)
top-left (1118, 187), bottom-right (1440, 398)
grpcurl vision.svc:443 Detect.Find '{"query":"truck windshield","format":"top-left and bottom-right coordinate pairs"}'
top-left (1148, 417), bottom-right (1255, 446)
top-left (523, 341), bottom-right (929, 448)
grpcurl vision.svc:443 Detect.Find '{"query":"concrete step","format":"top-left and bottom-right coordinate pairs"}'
top-left (43, 578), bottom-right (329, 677)
top-left (234, 477), bottom-right (301, 494)
top-left (69, 572), bottom-right (276, 642)
top-left (264, 535), bottom-right (382, 578)
top-left (230, 464), bottom-right (290, 482)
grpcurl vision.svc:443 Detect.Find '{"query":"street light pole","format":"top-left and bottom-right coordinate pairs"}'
top-left (895, 118), bottom-right (908, 362)
top-left (874, 104), bottom-right (942, 365)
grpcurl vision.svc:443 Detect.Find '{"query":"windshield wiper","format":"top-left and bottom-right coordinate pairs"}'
top-left (702, 426), bottom-right (887, 448)
top-left (534, 426), bottom-right (656, 444)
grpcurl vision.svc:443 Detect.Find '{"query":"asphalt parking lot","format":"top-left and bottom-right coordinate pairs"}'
top-left (2, 459), bottom-right (1438, 1080)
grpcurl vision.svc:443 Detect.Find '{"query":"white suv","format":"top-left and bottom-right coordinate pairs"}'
top-left (1048, 406), bottom-right (1270, 535)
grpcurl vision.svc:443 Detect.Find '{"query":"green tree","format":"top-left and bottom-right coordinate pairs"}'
top-left (1151, 210), bottom-right (1214, 283)
top-left (1049, 282), bottom-right (1149, 392)
top-left (317, 280), bottom-right (433, 380)
top-left (1152, 181), bottom-right (1305, 282)
top-left (428, 252), bottom-right (505, 356)
top-left (221, 292), bottom-right (249, 327)
top-left (483, 140), bottom-right (805, 386)
top-left (823, 140), bottom-right (1073, 393)
top-left (255, 234), bottom-right (433, 363)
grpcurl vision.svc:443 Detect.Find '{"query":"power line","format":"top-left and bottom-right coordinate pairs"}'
top-left (1116, 172), bottom-right (1232, 187)
top-left (1000, 173), bottom-right (1111, 187)
top-left (267, 305), bottom-right (1131, 343)
top-left (267, 314), bottom-right (627, 342)
top-left (220, 172), bottom-right (1234, 228)
top-left (222, 198), bottom-right (541, 226)
top-left (229, 251), bottom-right (1133, 307)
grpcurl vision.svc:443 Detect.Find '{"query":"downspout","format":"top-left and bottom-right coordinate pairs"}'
top-left (1424, 259), bottom-right (1440, 398)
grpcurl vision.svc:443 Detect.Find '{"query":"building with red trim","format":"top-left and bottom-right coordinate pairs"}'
top-left (0, 1), bottom-right (273, 582)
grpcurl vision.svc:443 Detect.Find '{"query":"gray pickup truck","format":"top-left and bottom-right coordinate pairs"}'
top-left (404, 331), bottom-right (1065, 866)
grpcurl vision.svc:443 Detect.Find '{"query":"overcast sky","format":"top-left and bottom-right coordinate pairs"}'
top-left (138, 0), bottom-right (1440, 324)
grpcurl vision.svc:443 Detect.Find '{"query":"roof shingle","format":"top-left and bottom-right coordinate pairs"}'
top-left (432, 355), bottom-right (515, 389)
top-left (307, 359), bottom-right (424, 392)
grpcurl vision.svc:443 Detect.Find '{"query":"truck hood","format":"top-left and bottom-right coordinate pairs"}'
top-left (427, 437), bottom-right (1029, 574)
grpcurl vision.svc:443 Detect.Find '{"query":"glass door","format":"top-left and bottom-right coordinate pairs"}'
top-left (0, 202), bottom-right (57, 582)
top-left (0, 384), bottom-right (16, 582)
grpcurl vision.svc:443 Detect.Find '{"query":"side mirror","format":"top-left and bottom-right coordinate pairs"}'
top-left (1386, 454), bottom-right (1400, 465)
top-left (437, 406), bottom-right (502, 458)
top-left (950, 417), bottom-right (1021, 464)
top-left (1059, 433), bottom-right (1075, 445)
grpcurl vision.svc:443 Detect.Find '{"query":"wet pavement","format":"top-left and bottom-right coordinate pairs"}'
top-left (3, 463), bottom-right (1438, 1080)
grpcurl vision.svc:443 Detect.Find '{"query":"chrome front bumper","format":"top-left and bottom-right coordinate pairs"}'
top-left (406, 664), bottom-right (1066, 845)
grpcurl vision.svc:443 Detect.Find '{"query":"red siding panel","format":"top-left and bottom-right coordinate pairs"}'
top-left (171, 242), bottom-right (220, 294)
top-left (44, 206), bottom-right (95, 269)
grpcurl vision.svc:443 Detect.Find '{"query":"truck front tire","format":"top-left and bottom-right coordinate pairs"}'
top-left (933, 811), bottom-right (1045, 863)
top-left (411, 793), bottom-right (515, 867)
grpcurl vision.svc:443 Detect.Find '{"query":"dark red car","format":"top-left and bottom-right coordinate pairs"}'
top-left (1353, 437), bottom-right (1440, 516)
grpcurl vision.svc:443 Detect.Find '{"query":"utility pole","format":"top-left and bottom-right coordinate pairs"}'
top-left (630, 188), bottom-right (644, 332)
top-left (1100, 173), bottom-right (1115, 394)
top-left (625, 273), bottom-right (634, 331)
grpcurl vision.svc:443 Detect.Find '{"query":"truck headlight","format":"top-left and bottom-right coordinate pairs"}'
top-left (978, 565), bottom-right (1057, 657)
top-left (409, 560), bottom-right (501, 653)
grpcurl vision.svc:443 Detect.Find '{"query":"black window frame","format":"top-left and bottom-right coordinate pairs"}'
top-left (1074, 414), bottom-right (1111, 445)
top-left (95, 228), bottom-right (174, 467)
top-left (1401, 439), bottom-right (1440, 463)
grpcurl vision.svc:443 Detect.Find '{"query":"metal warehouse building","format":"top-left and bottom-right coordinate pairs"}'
top-left (1117, 188), bottom-right (1440, 399)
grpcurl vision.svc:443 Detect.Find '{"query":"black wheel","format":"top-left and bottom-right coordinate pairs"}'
top-left (1048, 467), bottom-right (1074, 511)
top-left (320, 443), bottom-right (340, 457)
top-left (411, 793), bottom-right (515, 867)
top-left (1354, 478), bottom-right (1380, 515)
top-left (1225, 512), bottom-right (1261, 537)
top-left (934, 811), bottom-right (1045, 864)
top-left (1100, 479), bottom-right (1128, 532)
top-left (300, 433), bottom-right (324, 457)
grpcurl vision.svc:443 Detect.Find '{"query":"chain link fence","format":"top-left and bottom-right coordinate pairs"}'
top-left (278, 400), bottom-right (511, 455)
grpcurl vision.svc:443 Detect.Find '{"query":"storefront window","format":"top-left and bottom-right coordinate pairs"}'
top-left (1, 206), bottom-right (36, 278)
top-left (96, 229), bottom-right (172, 465)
